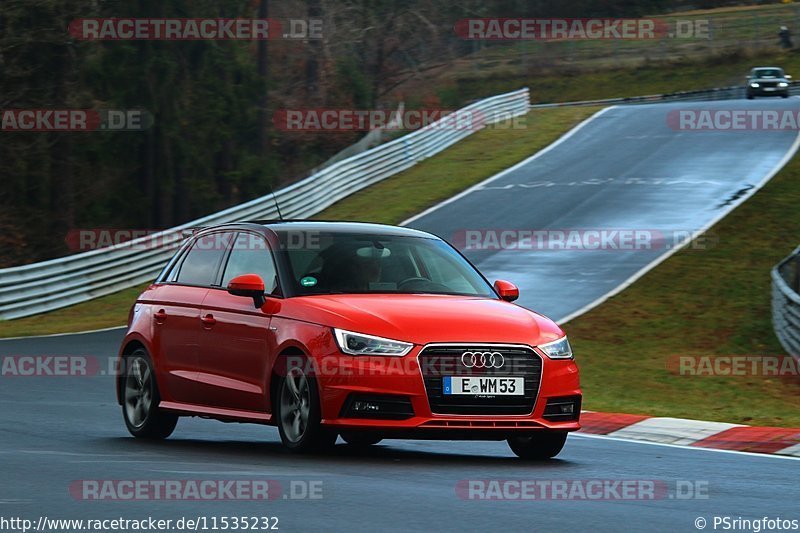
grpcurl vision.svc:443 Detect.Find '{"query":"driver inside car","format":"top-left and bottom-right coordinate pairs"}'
top-left (322, 242), bottom-right (387, 292)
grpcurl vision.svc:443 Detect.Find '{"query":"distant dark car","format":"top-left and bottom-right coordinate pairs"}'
top-left (746, 67), bottom-right (792, 99)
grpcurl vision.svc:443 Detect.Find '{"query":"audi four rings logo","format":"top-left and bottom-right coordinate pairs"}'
top-left (461, 351), bottom-right (505, 368)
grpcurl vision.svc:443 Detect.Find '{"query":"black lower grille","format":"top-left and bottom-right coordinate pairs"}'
top-left (340, 394), bottom-right (415, 420)
top-left (543, 395), bottom-right (582, 421)
top-left (418, 345), bottom-right (542, 415)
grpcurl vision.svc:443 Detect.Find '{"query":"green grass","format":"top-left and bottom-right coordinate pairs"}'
top-left (0, 107), bottom-right (599, 339)
top-left (438, 48), bottom-right (800, 106)
top-left (0, 284), bottom-right (148, 338)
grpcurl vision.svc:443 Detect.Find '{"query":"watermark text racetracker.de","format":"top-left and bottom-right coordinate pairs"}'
top-left (64, 228), bottom-right (327, 252)
top-left (451, 229), bottom-right (717, 252)
top-left (1, 109), bottom-right (152, 132)
top-left (1, 355), bottom-right (102, 377)
top-left (454, 18), bottom-right (710, 40)
top-left (69, 479), bottom-right (322, 501)
top-left (69, 18), bottom-right (322, 40)
top-left (273, 108), bottom-right (526, 132)
top-left (457, 479), bottom-right (709, 500)
top-left (668, 355), bottom-right (800, 377)
top-left (668, 109), bottom-right (800, 131)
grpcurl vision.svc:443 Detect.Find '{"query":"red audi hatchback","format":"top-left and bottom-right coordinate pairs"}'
top-left (117, 221), bottom-right (581, 459)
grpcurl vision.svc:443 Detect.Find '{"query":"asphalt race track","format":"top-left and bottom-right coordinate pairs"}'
top-left (2, 100), bottom-right (800, 532)
top-left (408, 99), bottom-right (800, 321)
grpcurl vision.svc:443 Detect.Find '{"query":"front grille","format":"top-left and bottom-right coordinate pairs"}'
top-left (418, 345), bottom-right (542, 415)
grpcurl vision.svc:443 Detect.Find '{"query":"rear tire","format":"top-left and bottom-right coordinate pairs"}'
top-left (340, 431), bottom-right (382, 447)
top-left (122, 349), bottom-right (178, 439)
top-left (508, 431), bottom-right (568, 460)
top-left (276, 357), bottom-right (337, 453)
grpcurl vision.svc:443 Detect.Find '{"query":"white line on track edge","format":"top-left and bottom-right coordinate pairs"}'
top-left (555, 116), bottom-right (800, 324)
top-left (572, 432), bottom-right (800, 461)
top-left (0, 324), bottom-right (126, 342)
top-left (401, 105), bottom-right (617, 226)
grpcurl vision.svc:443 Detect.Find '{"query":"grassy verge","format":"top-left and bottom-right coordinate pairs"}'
top-left (0, 284), bottom-right (148, 338)
top-left (433, 48), bottom-right (800, 107)
top-left (0, 107), bottom-right (599, 339)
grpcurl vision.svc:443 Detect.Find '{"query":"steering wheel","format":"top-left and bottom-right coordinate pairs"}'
top-left (398, 277), bottom-right (430, 288)
top-left (397, 277), bottom-right (451, 292)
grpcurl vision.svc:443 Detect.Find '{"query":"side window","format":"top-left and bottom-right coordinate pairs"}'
top-left (160, 241), bottom-right (191, 283)
top-left (176, 232), bottom-right (234, 286)
top-left (221, 233), bottom-right (279, 293)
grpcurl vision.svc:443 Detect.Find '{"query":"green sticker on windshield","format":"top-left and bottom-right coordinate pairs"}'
top-left (300, 276), bottom-right (318, 287)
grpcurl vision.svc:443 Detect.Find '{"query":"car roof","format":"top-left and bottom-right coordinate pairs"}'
top-left (752, 66), bottom-right (783, 71)
top-left (201, 220), bottom-right (442, 240)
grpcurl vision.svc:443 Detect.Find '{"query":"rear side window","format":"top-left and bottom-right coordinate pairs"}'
top-left (221, 233), bottom-right (279, 293)
top-left (176, 232), bottom-right (233, 286)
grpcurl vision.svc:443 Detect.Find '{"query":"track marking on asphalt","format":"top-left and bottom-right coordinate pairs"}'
top-left (152, 469), bottom-right (329, 476)
top-left (0, 325), bottom-right (126, 342)
top-left (401, 106), bottom-right (617, 226)
top-left (573, 433), bottom-right (800, 461)
top-left (555, 115), bottom-right (800, 324)
top-left (11, 450), bottom-right (152, 457)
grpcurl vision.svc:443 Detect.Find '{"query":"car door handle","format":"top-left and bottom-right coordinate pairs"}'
top-left (154, 309), bottom-right (167, 323)
top-left (200, 314), bottom-right (216, 327)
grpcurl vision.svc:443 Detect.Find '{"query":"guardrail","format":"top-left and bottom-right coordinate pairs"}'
top-left (0, 88), bottom-right (530, 320)
top-left (772, 246), bottom-right (800, 360)
top-left (530, 83), bottom-right (800, 109)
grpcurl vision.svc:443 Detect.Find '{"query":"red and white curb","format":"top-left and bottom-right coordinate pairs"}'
top-left (579, 411), bottom-right (800, 457)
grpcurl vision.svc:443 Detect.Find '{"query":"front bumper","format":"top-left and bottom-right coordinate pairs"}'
top-left (748, 86), bottom-right (789, 97)
top-left (312, 344), bottom-right (582, 436)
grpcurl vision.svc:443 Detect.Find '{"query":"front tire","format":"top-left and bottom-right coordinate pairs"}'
top-left (122, 349), bottom-right (178, 439)
top-left (508, 431), bottom-right (568, 460)
top-left (276, 358), bottom-right (337, 453)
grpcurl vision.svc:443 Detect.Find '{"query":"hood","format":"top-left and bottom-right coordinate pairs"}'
top-left (280, 294), bottom-right (564, 347)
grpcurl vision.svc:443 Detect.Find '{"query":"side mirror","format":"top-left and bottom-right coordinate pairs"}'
top-left (787, 75), bottom-right (793, 80)
top-left (494, 280), bottom-right (519, 302)
top-left (227, 274), bottom-right (266, 308)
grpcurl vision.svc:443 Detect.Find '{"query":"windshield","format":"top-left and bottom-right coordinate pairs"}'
top-left (754, 68), bottom-right (783, 78)
top-left (277, 231), bottom-right (495, 297)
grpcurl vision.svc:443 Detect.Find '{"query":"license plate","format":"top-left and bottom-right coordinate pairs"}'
top-left (443, 376), bottom-right (524, 396)
top-left (765, 87), bottom-right (776, 91)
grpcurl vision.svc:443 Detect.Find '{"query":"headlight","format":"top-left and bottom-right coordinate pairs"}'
top-left (750, 82), bottom-right (760, 88)
top-left (779, 82), bottom-right (789, 88)
top-left (539, 336), bottom-right (573, 360)
top-left (333, 328), bottom-right (413, 357)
